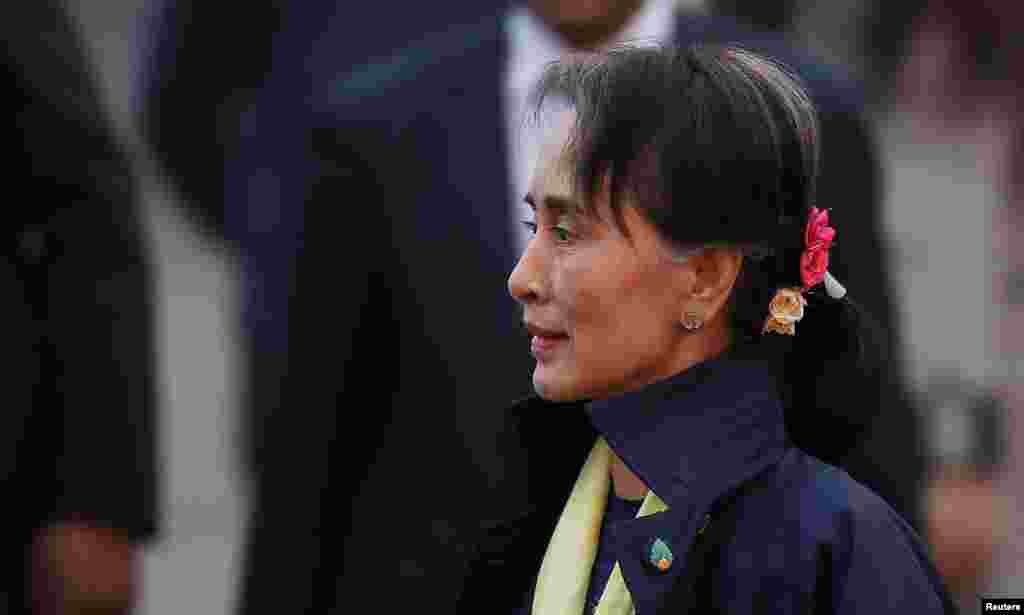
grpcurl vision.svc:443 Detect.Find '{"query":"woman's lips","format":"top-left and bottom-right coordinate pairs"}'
top-left (531, 333), bottom-right (569, 359)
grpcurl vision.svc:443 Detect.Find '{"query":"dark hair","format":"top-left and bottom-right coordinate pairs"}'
top-left (530, 43), bottom-right (882, 433)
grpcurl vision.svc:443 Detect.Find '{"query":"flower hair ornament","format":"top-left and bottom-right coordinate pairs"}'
top-left (762, 207), bottom-right (846, 336)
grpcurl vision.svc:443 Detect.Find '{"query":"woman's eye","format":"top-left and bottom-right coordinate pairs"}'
top-left (520, 220), bottom-right (572, 243)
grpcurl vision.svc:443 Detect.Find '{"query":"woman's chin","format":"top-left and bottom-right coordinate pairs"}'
top-left (532, 368), bottom-right (583, 402)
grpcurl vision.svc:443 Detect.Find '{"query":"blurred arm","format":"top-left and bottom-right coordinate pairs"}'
top-left (237, 120), bottom-right (380, 613)
top-left (8, 0), bottom-right (158, 611)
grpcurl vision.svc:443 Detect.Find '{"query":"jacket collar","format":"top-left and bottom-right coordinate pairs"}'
top-left (510, 352), bottom-right (789, 513)
top-left (505, 353), bottom-right (791, 614)
top-left (584, 352), bottom-right (789, 512)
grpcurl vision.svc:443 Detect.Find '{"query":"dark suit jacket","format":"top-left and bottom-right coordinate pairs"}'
top-left (139, 0), bottom-right (503, 238)
top-left (139, 0), bottom-right (508, 487)
top-left (239, 10), bottom-right (923, 614)
top-left (1, 2), bottom-right (157, 611)
top-left (458, 357), bottom-right (954, 614)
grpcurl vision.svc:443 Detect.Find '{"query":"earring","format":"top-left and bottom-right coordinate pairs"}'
top-left (681, 311), bottom-right (703, 331)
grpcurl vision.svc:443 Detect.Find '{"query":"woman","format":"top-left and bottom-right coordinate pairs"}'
top-left (456, 45), bottom-right (955, 614)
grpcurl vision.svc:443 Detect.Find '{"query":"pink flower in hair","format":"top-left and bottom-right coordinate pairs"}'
top-left (800, 207), bottom-right (836, 290)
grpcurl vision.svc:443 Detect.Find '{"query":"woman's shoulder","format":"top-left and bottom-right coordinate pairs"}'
top-left (748, 449), bottom-right (924, 553)
top-left (776, 449), bottom-right (919, 537)
top-left (716, 448), bottom-right (954, 613)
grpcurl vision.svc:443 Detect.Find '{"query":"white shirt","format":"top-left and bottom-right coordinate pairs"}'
top-left (503, 0), bottom-right (684, 254)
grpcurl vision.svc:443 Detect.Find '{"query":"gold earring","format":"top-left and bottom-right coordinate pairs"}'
top-left (681, 311), bottom-right (703, 331)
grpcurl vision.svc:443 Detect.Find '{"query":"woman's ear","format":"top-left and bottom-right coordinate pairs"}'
top-left (686, 247), bottom-right (744, 322)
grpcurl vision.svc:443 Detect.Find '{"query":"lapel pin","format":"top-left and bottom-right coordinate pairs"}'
top-left (647, 538), bottom-right (674, 572)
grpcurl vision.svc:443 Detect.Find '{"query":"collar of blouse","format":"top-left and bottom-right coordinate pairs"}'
top-left (510, 353), bottom-right (790, 513)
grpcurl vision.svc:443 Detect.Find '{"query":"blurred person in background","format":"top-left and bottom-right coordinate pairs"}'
top-left (216, 1), bottom-right (930, 613)
top-left (136, 0), bottom-right (503, 551)
top-left (922, 373), bottom-right (1009, 608)
top-left (862, 0), bottom-right (1024, 605)
top-left (137, 2), bottom-right (503, 612)
top-left (3, 0), bottom-right (158, 613)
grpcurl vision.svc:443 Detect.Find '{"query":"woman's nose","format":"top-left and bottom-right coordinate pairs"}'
top-left (508, 243), bottom-right (545, 304)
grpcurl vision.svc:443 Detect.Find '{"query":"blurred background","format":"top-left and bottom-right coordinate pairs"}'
top-left (43, 0), bottom-right (1024, 612)
top-left (61, 1), bottom-right (246, 612)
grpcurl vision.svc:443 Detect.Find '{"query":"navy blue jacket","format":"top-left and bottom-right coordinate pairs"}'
top-left (458, 356), bottom-right (954, 614)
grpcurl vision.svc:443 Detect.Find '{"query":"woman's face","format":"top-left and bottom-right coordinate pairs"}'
top-left (508, 112), bottom-right (701, 402)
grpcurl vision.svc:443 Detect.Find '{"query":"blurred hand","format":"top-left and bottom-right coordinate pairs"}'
top-left (32, 522), bottom-right (139, 615)
top-left (925, 468), bottom-right (1008, 596)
